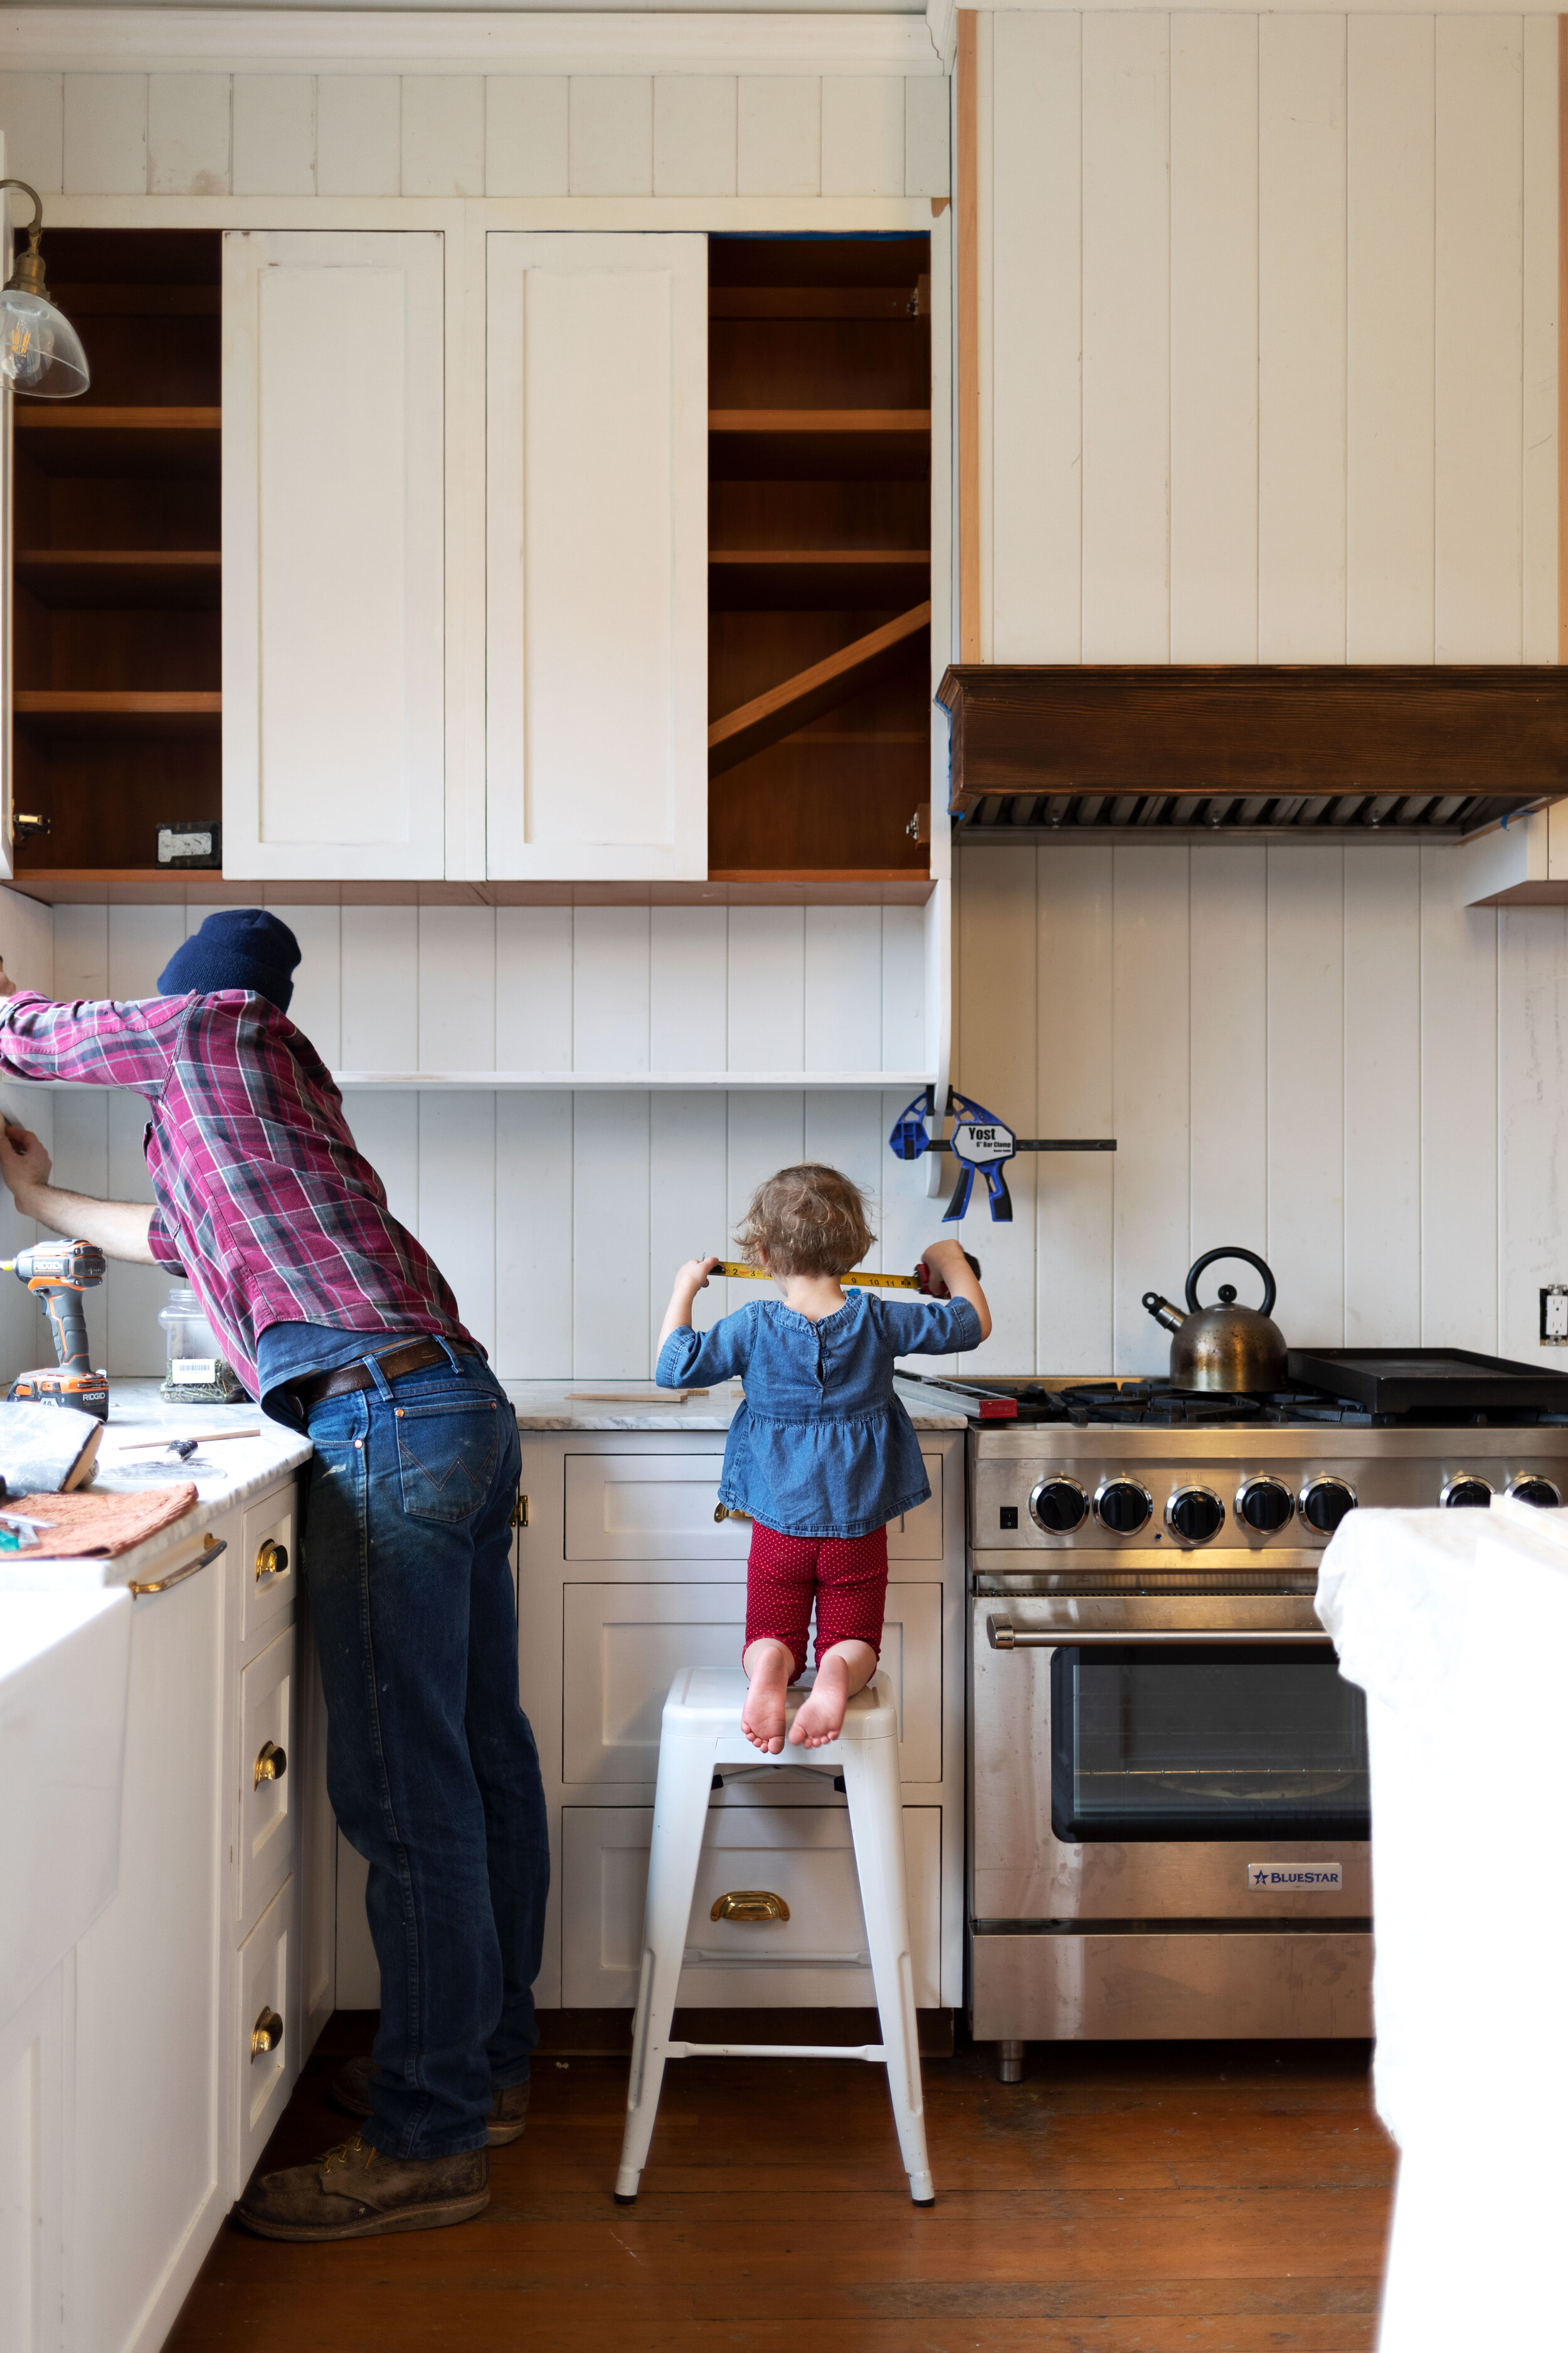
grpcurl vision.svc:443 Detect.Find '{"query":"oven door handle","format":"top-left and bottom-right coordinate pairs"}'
top-left (985, 1615), bottom-right (1335, 1650)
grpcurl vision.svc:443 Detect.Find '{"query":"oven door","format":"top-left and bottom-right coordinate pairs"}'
top-left (970, 1596), bottom-right (1372, 1922)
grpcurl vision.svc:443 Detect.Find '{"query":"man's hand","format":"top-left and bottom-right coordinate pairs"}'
top-left (0, 957), bottom-right (19, 1001)
top-left (0, 1122), bottom-right (52, 1206)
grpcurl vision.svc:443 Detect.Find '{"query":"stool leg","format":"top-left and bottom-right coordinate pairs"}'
top-left (842, 1737), bottom-right (936, 2206)
top-left (615, 1734), bottom-right (714, 2203)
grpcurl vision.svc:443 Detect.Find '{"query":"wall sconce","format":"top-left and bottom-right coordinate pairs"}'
top-left (0, 179), bottom-right (89, 398)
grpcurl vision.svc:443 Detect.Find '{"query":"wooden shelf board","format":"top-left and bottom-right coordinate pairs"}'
top-left (15, 406), bottom-right (221, 433)
top-left (711, 550), bottom-right (932, 565)
top-left (13, 407), bottom-right (221, 477)
top-left (16, 550), bottom-right (221, 608)
top-left (3, 872), bottom-right (935, 910)
top-left (13, 691), bottom-right (221, 737)
top-left (709, 410), bottom-right (930, 432)
top-left (710, 289), bottom-right (923, 321)
top-left (708, 603), bottom-right (931, 776)
top-left (709, 551), bottom-right (931, 612)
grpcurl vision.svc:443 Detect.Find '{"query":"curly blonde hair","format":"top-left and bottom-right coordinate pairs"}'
top-left (735, 1163), bottom-right (875, 1278)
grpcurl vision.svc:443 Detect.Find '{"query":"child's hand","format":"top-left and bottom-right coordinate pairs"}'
top-left (676, 1256), bottom-right (721, 1293)
top-left (918, 1238), bottom-right (964, 1297)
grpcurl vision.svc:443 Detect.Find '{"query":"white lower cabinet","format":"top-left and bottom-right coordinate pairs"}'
top-left (232, 1878), bottom-right (298, 2198)
top-left (561, 1805), bottom-right (941, 2009)
top-left (237, 1628), bottom-right (295, 1930)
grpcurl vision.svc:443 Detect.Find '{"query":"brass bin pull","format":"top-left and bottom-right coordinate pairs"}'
top-left (714, 1504), bottom-right (753, 1524)
top-left (250, 2007), bottom-right (283, 2061)
top-left (129, 1534), bottom-right (226, 1598)
top-left (710, 1889), bottom-right (790, 1924)
top-left (254, 1740), bottom-right (287, 1788)
top-left (255, 1538), bottom-right (289, 1585)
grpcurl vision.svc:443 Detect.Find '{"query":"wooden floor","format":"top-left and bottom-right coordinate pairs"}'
top-left (167, 2019), bottom-right (1394, 2353)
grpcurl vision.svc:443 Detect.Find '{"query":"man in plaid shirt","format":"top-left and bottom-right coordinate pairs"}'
top-left (0, 909), bottom-right (547, 2241)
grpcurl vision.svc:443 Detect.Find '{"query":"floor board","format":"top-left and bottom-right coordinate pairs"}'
top-left (165, 2026), bottom-right (1394, 2353)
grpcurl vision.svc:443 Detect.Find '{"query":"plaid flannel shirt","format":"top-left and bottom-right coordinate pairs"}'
top-left (0, 989), bottom-right (475, 1395)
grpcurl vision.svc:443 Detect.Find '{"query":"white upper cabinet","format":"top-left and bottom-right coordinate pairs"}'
top-left (221, 230), bottom-right (446, 881)
top-left (485, 233), bottom-right (707, 882)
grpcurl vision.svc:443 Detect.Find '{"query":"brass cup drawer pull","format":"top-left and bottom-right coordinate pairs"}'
top-left (714, 1504), bottom-right (753, 1524)
top-left (710, 1889), bottom-right (790, 1924)
top-left (250, 2007), bottom-right (283, 2061)
top-left (255, 1538), bottom-right (289, 1585)
top-left (253, 1740), bottom-right (287, 1788)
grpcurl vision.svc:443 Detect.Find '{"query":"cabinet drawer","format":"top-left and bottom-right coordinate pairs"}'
top-left (562, 1583), bottom-right (941, 1788)
top-left (562, 1805), bottom-right (940, 2007)
top-left (233, 1876), bottom-right (296, 2196)
top-left (240, 1487), bottom-right (297, 1652)
top-left (563, 1450), bottom-right (945, 1564)
top-left (237, 1628), bottom-right (295, 1934)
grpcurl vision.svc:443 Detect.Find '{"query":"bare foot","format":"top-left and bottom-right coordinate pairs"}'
top-left (741, 1643), bottom-right (792, 1754)
top-left (789, 1653), bottom-right (852, 1747)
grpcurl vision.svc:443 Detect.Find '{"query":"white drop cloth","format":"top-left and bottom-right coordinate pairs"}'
top-left (1316, 1501), bottom-right (1568, 2352)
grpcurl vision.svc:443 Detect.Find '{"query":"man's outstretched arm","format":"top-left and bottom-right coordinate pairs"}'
top-left (0, 1125), bottom-right (158, 1265)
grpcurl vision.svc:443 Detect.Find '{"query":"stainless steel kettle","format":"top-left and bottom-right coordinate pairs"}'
top-left (1142, 1248), bottom-right (1287, 1394)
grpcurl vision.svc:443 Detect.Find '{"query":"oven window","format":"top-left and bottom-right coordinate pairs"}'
top-left (1051, 1644), bottom-right (1370, 1842)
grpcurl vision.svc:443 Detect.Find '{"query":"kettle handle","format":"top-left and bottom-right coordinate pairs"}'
top-left (1185, 1246), bottom-right (1276, 1319)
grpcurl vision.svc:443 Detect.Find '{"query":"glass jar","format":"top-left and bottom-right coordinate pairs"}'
top-left (158, 1284), bottom-right (243, 1403)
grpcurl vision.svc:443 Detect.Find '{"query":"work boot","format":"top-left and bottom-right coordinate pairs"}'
top-left (235, 2133), bottom-right (488, 2242)
top-left (331, 2053), bottom-right (531, 2147)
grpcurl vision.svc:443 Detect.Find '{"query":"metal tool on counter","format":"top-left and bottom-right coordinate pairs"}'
top-left (711, 1252), bottom-right (980, 1295)
top-left (1142, 1246), bottom-right (1288, 1394)
top-left (2, 1239), bottom-right (109, 1419)
top-left (120, 1428), bottom-right (261, 1457)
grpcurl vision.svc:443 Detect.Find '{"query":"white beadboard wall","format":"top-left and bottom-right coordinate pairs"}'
top-left (975, 9), bottom-right (1557, 666)
top-left (951, 838), bottom-right (1568, 1377)
top-left (0, 894), bottom-right (943, 1380)
top-left (0, 68), bottom-right (950, 201)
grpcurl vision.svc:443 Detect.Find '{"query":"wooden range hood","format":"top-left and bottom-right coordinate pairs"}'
top-left (935, 665), bottom-right (1568, 836)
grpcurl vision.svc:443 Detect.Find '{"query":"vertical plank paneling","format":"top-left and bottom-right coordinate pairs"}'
top-left (1420, 844), bottom-right (1498, 1348)
top-left (400, 75), bottom-right (484, 198)
top-left (62, 75), bottom-right (148, 194)
top-left (1187, 843), bottom-right (1267, 1261)
top-left (881, 906), bottom-right (926, 1073)
top-left (650, 905), bottom-right (726, 1071)
top-left (51, 905), bottom-right (107, 1002)
top-left (314, 76), bottom-right (400, 197)
top-left (649, 1090), bottom-right (729, 1358)
top-left (652, 77), bottom-right (736, 198)
top-left (1343, 842), bottom-right (1421, 1343)
top-left (1259, 14), bottom-right (1347, 661)
top-left (0, 73), bottom-right (64, 192)
top-left (272, 903), bottom-right (341, 1067)
top-left (736, 77), bottom-right (820, 196)
top-left (572, 1091), bottom-right (650, 1374)
top-left (43, 1094), bottom-right (107, 1369)
top-left (232, 75), bottom-right (315, 198)
top-left (418, 906), bottom-right (495, 1072)
top-left (346, 1090), bottom-right (420, 1235)
top-left (960, 8), bottom-right (983, 659)
top-left (1347, 15), bottom-right (1434, 662)
top-left (341, 906), bottom-right (418, 1073)
top-left (147, 74), bottom-right (231, 196)
top-left (1521, 13), bottom-right (1557, 665)
top-left (820, 77), bottom-right (904, 198)
top-left (495, 908), bottom-right (571, 1071)
top-left (107, 905), bottom-right (184, 999)
top-left (1435, 15), bottom-right (1523, 661)
top-left (1081, 11), bottom-right (1170, 663)
top-left (726, 1092), bottom-right (805, 1280)
top-left (0, 884), bottom-right (53, 997)
top-left (1498, 905), bottom-right (1568, 1360)
top-left (955, 848), bottom-right (1037, 1370)
top-left (990, 10), bottom-right (1082, 663)
top-left (803, 1089), bottom-right (886, 1257)
top-left (727, 908), bottom-right (804, 1071)
top-left (1035, 846), bottom-right (1115, 1376)
top-left (107, 1089), bottom-right (165, 1374)
top-left (904, 73), bottom-right (950, 201)
top-left (803, 908), bottom-right (881, 1072)
top-left (1265, 846), bottom-right (1344, 1347)
top-left (572, 908), bottom-right (650, 1073)
top-left (485, 77), bottom-right (569, 196)
top-left (418, 1090), bottom-right (496, 1356)
top-left (1111, 844), bottom-right (1190, 1374)
top-left (1170, 13), bottom-right (1258, 662)
top-left (568, 77), bottom-right (654, 197)
top-left (494, 1092), bottom-right (573, 1377)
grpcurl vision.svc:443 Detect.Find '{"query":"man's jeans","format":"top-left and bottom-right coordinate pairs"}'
top-left (302, 1346), bottom-right (548, 2159)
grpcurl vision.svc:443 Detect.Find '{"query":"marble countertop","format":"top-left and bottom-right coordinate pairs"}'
top-left (0, 1383), bottom-right (311, 1593)
top-left (499, 1377), bottom-right (970, 1431)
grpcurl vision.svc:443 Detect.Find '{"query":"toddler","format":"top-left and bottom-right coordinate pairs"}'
top-left (656, 1163), bottom-right (991, 1754)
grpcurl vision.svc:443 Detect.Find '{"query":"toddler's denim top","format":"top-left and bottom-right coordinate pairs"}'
top-left (656, 1287), bottom-right (982, 1539)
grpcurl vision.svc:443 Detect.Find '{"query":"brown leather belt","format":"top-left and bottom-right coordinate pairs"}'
top-left (290, 1335), bottom-right (480, 1411)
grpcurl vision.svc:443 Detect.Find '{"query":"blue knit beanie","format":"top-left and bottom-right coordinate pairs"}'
top-left (157, 910), bottom-right (300, 1014)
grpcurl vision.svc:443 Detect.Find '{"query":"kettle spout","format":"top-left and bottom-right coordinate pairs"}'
top-left (1142, 1290), bottom-right (1185, 1336)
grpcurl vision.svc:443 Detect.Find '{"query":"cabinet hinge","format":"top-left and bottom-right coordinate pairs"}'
top-left (511, 1491), bottom-right (530, 1529)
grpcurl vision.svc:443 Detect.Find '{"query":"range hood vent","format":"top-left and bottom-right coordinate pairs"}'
top-left (936, 665), bottom-right (1567, 837)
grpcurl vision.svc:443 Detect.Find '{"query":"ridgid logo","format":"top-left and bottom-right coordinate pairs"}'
top-left (1247, 1862), bottom-right (1344, 1891)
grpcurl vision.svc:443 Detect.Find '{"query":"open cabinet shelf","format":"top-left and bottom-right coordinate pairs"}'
top-left (9, 231), bottom-right (223, 879)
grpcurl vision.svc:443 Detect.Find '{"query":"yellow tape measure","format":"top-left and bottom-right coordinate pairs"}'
top-left (712, 1260), bottom-right (923, 1292)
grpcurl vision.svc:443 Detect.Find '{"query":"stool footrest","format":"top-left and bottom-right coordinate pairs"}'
top-left (665, 2040), bottom-right (886, 2063)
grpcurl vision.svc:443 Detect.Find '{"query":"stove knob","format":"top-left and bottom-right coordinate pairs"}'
top-left (1505, 1473), bottom-right (1562, 1509)
top-left (1298, 1474), bottom-right (1357, 1537)
top-left (1165, 1485), bottom-right (1225, 1544)
top-left (1029, 1475), bottom-right (1088, 1534)
top-left (1236, 1475), bottom-right (1295, 1535)
top-left (1439, 1474), bottom-right (1492, 1509)
top-left (1094, 1476), bottom-right (1153, 1536)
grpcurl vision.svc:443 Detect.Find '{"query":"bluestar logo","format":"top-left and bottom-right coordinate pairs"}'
top-left (1247, 1862), bottom-right (1343, 1891)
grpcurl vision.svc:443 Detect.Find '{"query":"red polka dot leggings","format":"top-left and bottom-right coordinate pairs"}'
top-left (744, 1521), bottom-right (889, 1682)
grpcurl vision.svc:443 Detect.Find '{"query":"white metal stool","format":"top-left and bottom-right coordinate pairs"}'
top-left (613, 1666), bottom-right (936, 2207)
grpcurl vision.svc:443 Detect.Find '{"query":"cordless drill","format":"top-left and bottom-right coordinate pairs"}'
top-left (3, 1241), bottom-right (109, 1420)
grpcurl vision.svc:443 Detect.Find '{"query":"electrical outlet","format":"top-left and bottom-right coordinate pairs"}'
top-left (1541, 1287), bottom-right (1568, 1344)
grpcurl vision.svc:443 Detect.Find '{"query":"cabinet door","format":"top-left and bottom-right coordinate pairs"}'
top-left (222, 230), bottom-right (445, 881)
top-left (485, 233), bottom-right (707, 881)
top-left (1, 141), bottom-right (13, 884)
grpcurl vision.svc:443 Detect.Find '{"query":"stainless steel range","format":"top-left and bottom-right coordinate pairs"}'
top-left (910, 1358), bottom-right (1568, 2079)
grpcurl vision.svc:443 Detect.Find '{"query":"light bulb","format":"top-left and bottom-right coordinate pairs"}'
top-left (2, 293), bottom-right (55, 389)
